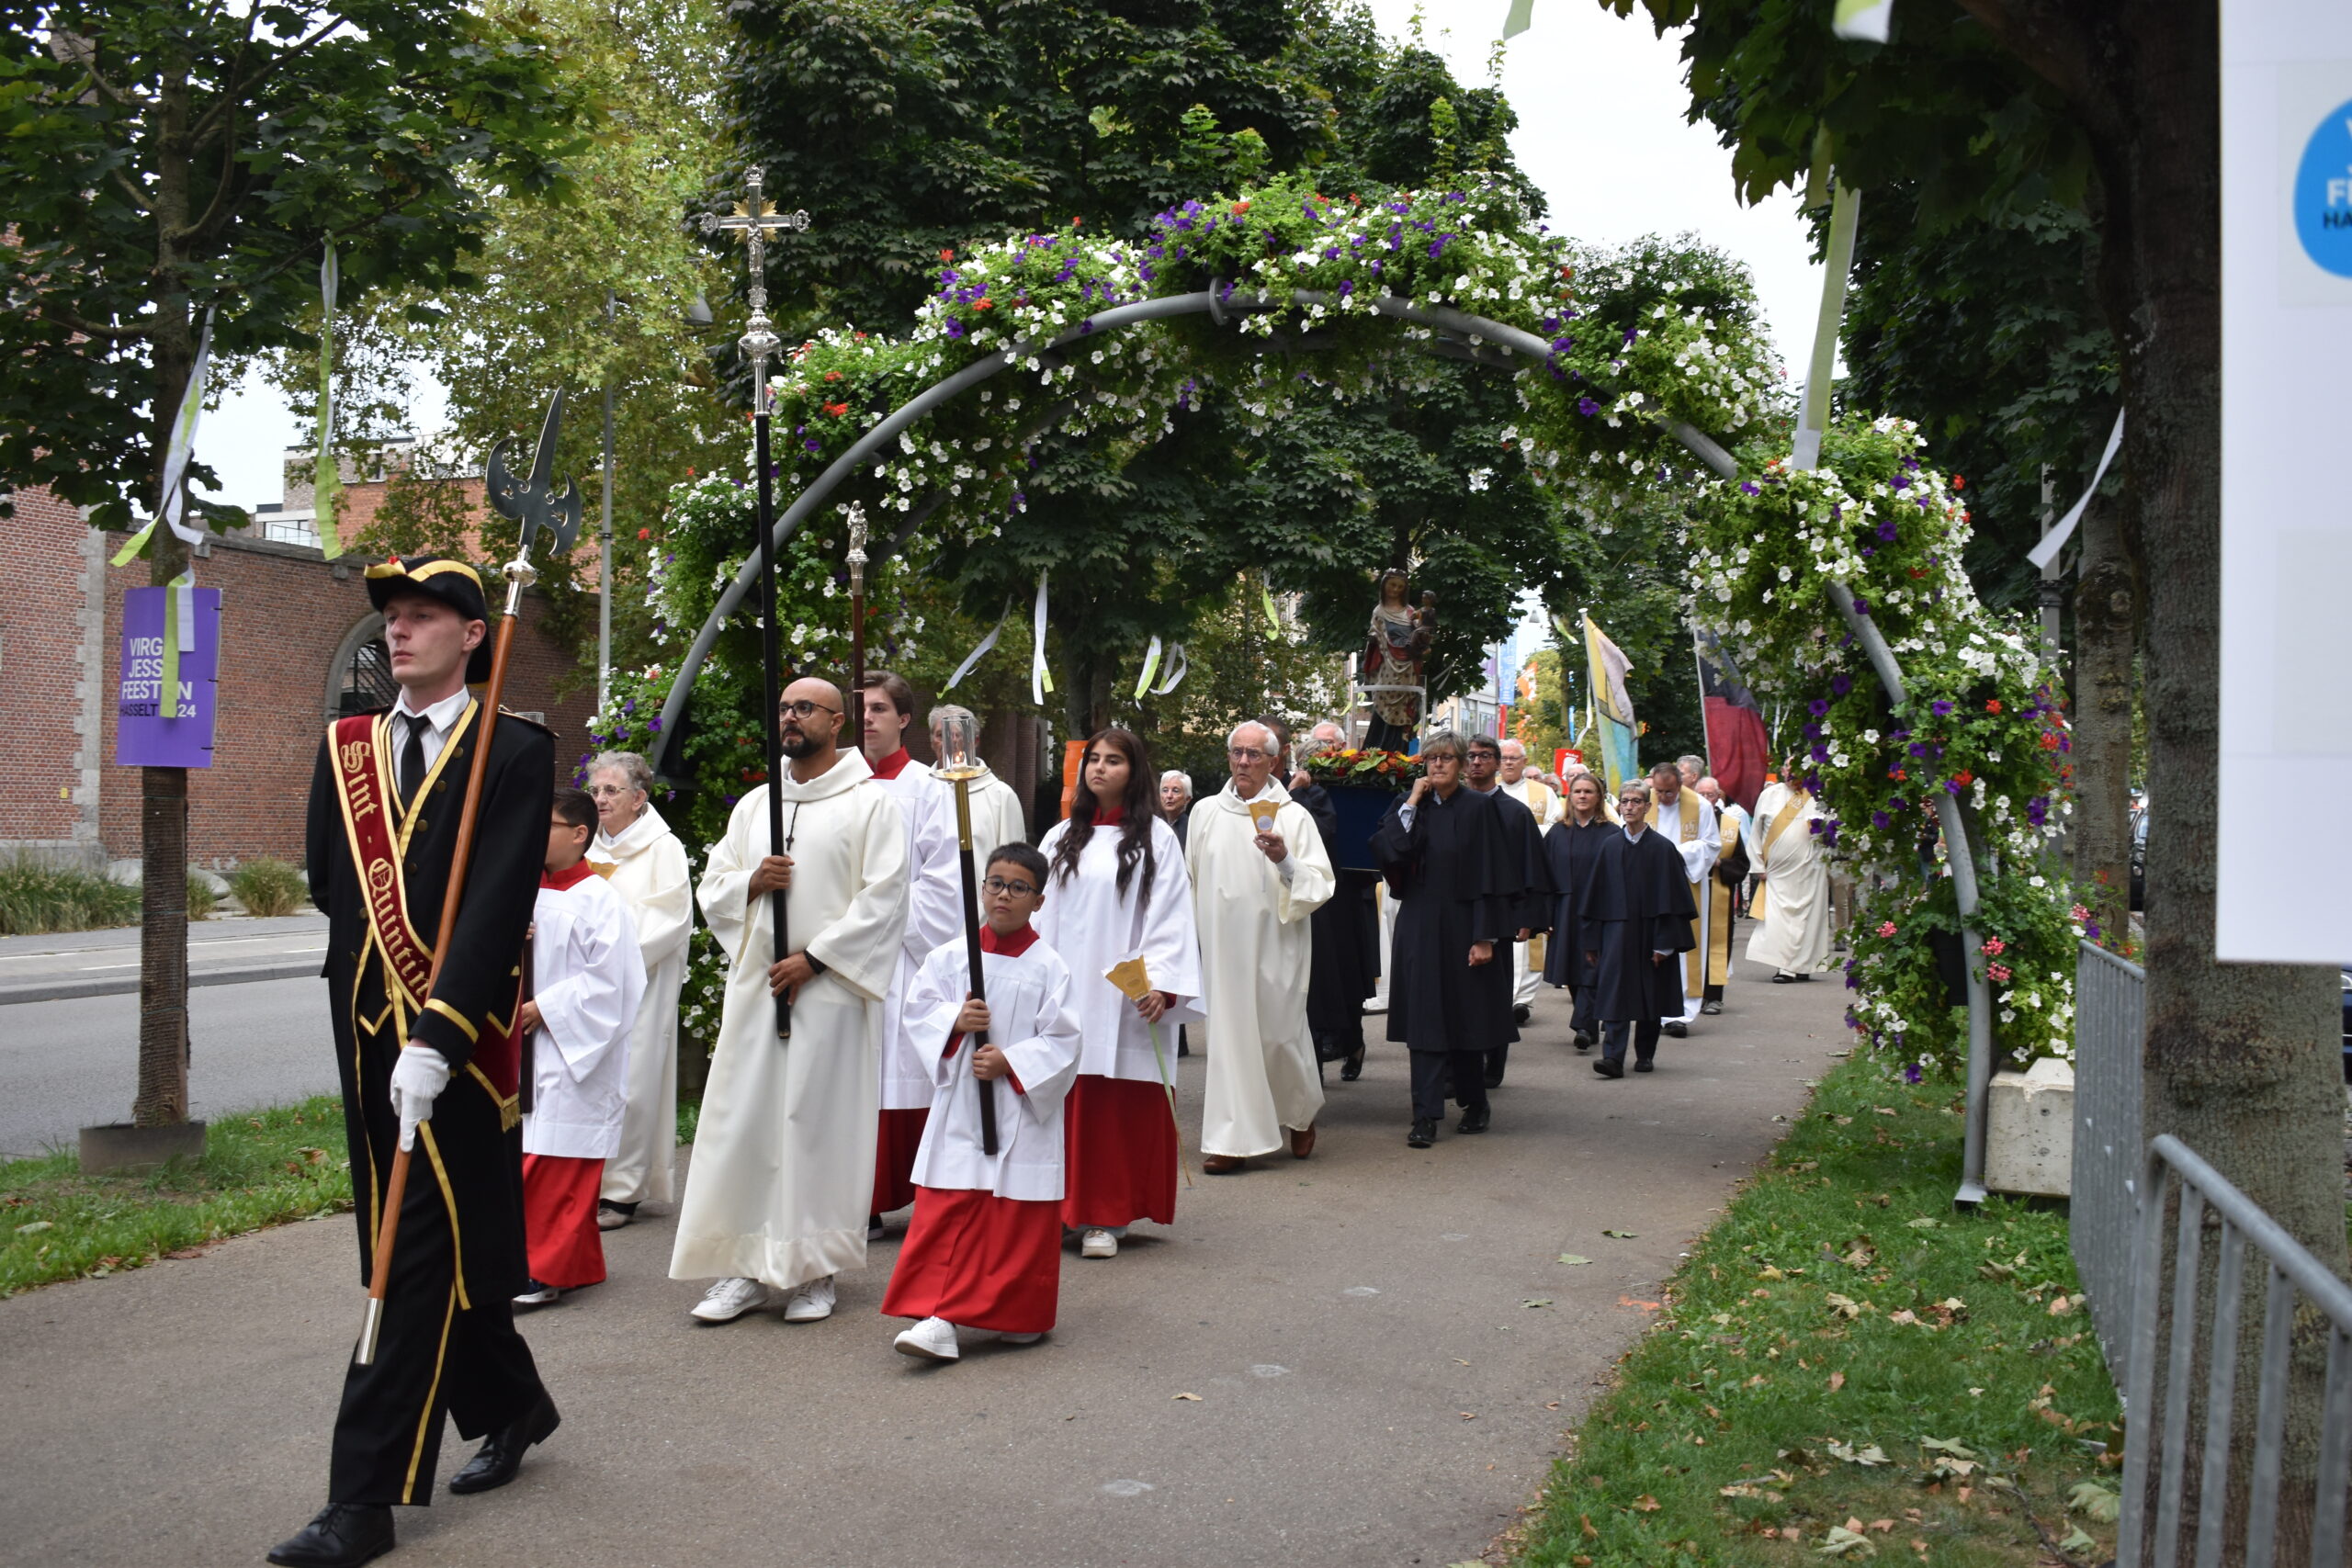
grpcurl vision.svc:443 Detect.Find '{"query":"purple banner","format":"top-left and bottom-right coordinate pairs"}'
top-left (116, 586), bottom-right (220, 768)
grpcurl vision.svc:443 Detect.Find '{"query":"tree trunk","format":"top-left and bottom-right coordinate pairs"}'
top-left (133, 57), bottom-right (196, 1130)
top-left (2068, 487), bottom-right (2135, 948)
top-left (2098, 1), bottom-right (2346, 1551)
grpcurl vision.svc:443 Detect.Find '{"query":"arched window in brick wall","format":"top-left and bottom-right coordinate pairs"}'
top-left (326, 613), bottom-right (396, 720)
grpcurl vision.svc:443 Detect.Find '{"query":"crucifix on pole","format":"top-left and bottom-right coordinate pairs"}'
top-left (705, 168), bottom-right (809, 1039)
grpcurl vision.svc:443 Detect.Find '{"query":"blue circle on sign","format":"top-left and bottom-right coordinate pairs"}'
top-left (2295, 97), bottom-right (2352, 276)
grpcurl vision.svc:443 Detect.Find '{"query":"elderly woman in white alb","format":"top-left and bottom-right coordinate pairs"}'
top-left (586, 750), bottom-right (695, 1229)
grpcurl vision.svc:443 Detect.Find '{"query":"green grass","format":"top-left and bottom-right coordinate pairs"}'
top-left (226, 857), bottom-right (308, 918)
top-left (677, 1099), bottom-right (700, 1146)
top-left (0, 859), bottom-right (141, 934)
top-left (1, 1098), bottom-right (352, 1296)
top-left (1513, 1055), bottom-right (2122, 1567)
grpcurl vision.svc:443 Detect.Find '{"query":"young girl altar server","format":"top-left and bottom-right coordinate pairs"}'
top-left (514, 787), bottom-right (646, 1304)
top-left (881, 843), bottom-right (1083, 1360)
top-left (1034, 727), bottom-right (1203, 1259)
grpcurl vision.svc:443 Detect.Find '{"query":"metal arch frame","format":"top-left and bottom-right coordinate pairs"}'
top-left (650, 286), bottom-right (1994, 1190)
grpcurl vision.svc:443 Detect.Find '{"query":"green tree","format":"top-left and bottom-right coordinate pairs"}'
top-left (1, 0), bottom-right (584, 1135)
top-left (1607, 0), bottom-right (2340, 1540)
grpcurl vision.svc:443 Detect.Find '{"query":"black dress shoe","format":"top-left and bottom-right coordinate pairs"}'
top-left (1592, 1059), bottom-right (1624, 1079)
top-left (1340, 1047), bottom-right (1363, 1082)
top-left (1572, 1032), bottom-right (1594, 1051)
top-left (448, 1393), bottom-right (560, 1495)
top-left (1511, 1003), bottom-right (1532, 1026)
top-left (267, 1504), bottom-right (393, 1567)
top-left (1483, 1068), bottom-right (1504, 1089)
top-left (1457, 1106), bottom-right (1491, 1134)
top-left (1407, 1120), bottom-right (1436, 1148)
top-left (1634, 1060), bottom-right (1656, 1073)
top-left (1662, 1021), bottom-right (1689, 1039)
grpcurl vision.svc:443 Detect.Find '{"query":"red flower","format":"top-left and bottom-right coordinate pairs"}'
top-left (637, 527), bottom-right (650, 540)
top-left (1985, 699), bottom-right (2003, 714)
top-left (974, 298), bottom-right (995, 310)
top-left (1953, 770), bottom-right (1974, 786)
top-left (1231, 200), bottom-right (1251, 215)
top-left (822, 401), bottom-right (849, 418)
top-left (1951, 474), bottom-right (1966, 491)
top-left (824, 370), bottom-right (842, 382)
top-left (2039, 732), bottom-right (2061, 750)
top-left (1907, 567), bottom-right (1928, 579)
top-left (939, 248), bottom-right (955, 263)
top-left (1071, 215), bottom-right (1083, 227)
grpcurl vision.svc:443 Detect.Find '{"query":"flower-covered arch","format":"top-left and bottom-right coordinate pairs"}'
top-left (626, 170), bottom-right (2076, 1153)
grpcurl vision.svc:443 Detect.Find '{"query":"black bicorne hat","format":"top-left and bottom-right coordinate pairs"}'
top-left (363, 555), bottom-right (494, 683)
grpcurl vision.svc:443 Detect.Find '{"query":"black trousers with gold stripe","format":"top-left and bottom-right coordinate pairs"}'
top-left (329, 1143), bottom-right (546, 1506)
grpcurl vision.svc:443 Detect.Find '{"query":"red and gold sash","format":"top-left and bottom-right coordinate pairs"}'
top-left (328, 710), bottom-right (522, 1124)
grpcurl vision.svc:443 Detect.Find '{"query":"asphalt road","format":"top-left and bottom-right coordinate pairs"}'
top-left (0, 976), bottom-right (1850, 1568)
top-left (0, 913), bottom-right (331, 1005)
top-left (0, 977), bottom-right (340, 1160)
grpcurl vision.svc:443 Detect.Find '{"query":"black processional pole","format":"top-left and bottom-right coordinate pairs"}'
top-left (706, 170), bottom-right (809, 1040)
top-left (933, 713), bottom-right (1001, 1156)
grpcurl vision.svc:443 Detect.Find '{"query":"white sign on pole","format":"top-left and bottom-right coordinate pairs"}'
top-left (2218, 4), bottom-right (2352, 962)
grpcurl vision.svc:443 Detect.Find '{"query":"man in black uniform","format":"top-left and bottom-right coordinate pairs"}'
top-left (1285, 720), bottom-right (1380, 1081)
top-left (272, 557), bottom-right (559, 1567)
top-left (1581, 782), bottom-right (1700, 1079)
top-left (1371, 734), bottom-right (1515, 1147)
top-left (1462, 735), bottom-right (1552, 1087)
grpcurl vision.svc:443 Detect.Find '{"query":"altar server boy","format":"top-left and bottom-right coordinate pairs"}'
top-left (514, 787), bottom-right (646, 1304)
top-left (881, 842), bottom-right (1082, 1360)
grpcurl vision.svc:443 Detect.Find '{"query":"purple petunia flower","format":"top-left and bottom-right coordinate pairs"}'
top-left (1741, 481), bottom-right (1761, 495)
top-left (1905, 1063), bottom-right (1924, 1085)
top-left (1871, 810), bottom-right (1890, 829)
top-left (1803, 721), bottom-right (1824, 740)
top-left (1932, 699), bottom-right (1953, 716)
top-left (1876, 519), bottom-right (1898, 542)
top-left (1577, 396), bottom-right (1600, 417)
top-left (1808, 698), bottom-right (1831, 717)
top-left (1831, 674), bottom-right (1852, 695)
top-left (1892, 474), bottom-right (1910, 491)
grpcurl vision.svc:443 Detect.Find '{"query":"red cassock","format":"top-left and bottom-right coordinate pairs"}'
top-left (1060, 1075), bottom-right (1178, 1228)
top-left (872, 1108), bottom-right (929, 1214)
top-left (879, 1187), bottom-right (1061, 1332)
top-left (521, 1154), bottom-right (606, 1289)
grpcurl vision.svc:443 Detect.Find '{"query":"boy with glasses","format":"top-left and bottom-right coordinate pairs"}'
top-left (881, 843), bottom-right (1083, 1360)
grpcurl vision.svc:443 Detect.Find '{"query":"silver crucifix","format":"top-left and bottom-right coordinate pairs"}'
top-left (703, 169), bottom-right (809, 415)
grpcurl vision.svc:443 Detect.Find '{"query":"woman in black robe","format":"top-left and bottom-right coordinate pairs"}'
top-left (1542, 772), bottom-right (1615, 1049)
top-left (1580, 782), bottom-right (1699, 1078)
top-left (1369, 735), bottom-right (1516, 1146)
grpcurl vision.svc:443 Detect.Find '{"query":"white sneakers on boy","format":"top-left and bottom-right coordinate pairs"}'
top-left (893, 1316), bottom-right (960, 1360)
top-left (783, 1275), bottom-right (837, 1322)
top-left (691, 1277), bottom-right (768, 1324)
top-left (1080, 1228), bottom-right (1119, 1258)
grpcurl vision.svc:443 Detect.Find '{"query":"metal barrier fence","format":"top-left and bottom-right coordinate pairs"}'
top-left (2073, 939), bottom-right (2147, 1379)
top-left (2116, 1134), bottom-right (2352, 1567)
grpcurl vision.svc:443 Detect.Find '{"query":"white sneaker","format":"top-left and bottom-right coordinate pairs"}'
top-left (690, 1277), bottom-right (768, 1324)
top-left (513, 1279), bottom-right (559, 1306)
top-left (1080, 1228), bottom-right (1118, 1259)
top-left (595, 1203), bottom-right (634, 1231)
top-left (783, 1275), bottom-right (837, 1323)
top-left (1000, 1330), bottom-right (1044, 1345)
top-left (892, 1315), bottom-right (959, 1360)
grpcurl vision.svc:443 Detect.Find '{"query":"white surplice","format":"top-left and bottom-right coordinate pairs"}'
top-left (901, 933), bottom-right (1083, 1201)
top-left (870, 756), bottom-right (966, 1111)
top-left (1035, 816), bottom-right (1204, 1082)
top-left (1651, 787), bottom-right (1720, 1022)
top-left (594, 804), bottom-right (692, 1206)
top-left (523, 870), bottom-right (647, 1161)
top-left (1745, 784), bottom-right (1833, 975)
top-left (669, 750), bottom-right (910, 1291)
top-left (1500, 777), bottom-right (1558, 1007)
top-left (1186, 780), bottom-right (1334, 1157)
top-left (933, 765), bottom-right (1027, 870)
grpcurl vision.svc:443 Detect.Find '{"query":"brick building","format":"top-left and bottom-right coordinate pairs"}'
top-left (1, 469), bottom-right (595, 874)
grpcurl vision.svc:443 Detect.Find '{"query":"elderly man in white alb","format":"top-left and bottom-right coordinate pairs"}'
top-left (1496, 739), bottom-right (1561, 1022)
top-left (927, 703), bottom-right (1026, 864)
top-left (1645, 761), bottom-right (1719, 1038)
top-left (582, 751), bottom-right (694, 1231)
top-left (1186, 721), bottom-right (1335, 1173)
top-left (1745, 761), bottom-right (1833, 982)
top-left (670, 678), bottom-right (910, 1326)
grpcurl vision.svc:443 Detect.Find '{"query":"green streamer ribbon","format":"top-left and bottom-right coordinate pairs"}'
top-left (1261, 581), bottom-right (1283, 635)
top-left (1501, 0), bottom-right (1534, 39)
top-left (160, 569), bottom-right (196, 720)
top-left (1832, 0), bottom-right (1892, 41)
top-left (314, 243), bottom-right (344, 559)
top-left (114, 309), bottom-right (217, 566)
top-left (1134, 636), bottom-right (1164, 700)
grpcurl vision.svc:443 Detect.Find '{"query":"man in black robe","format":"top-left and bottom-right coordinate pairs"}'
top-left (1580, 781), bottom-right (1699, 1079)
top-left (1289, 720), bottom-right (1380, 1079)
top-left (1370, 735), bottom-right (1514, 1146)
top-left (275, 557), bottom-right (558, 1568)
top-left (1543, 772), bottom-right (1616, 1050)
top-left (1463, 736), bottom-right (1554, 1085)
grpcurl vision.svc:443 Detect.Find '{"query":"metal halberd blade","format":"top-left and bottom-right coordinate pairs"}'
top-left (485, 389), bottom-right (585, 558)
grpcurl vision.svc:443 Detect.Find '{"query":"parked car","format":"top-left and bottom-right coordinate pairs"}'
top-left (2129, 807), bottom-right (2148, 912)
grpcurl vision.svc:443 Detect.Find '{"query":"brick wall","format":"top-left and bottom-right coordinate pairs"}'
top-left (0, 488), bottom-right (100, 854)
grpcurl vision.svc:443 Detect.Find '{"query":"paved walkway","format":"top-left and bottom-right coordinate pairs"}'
top-left (0, 977), bottom-right (1849, 1568)
top-left (0, 912), bottom-right (330, 1004)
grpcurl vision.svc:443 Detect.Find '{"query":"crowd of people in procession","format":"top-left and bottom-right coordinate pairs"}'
top-left (271, 554), bottom-right (1844, 1567)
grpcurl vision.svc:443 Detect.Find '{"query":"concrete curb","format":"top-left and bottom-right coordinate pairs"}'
top-left (0, 962), bottom-right (321, 1007)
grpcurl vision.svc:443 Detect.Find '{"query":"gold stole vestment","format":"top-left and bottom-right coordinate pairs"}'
top-left (1661, 792), bottom-right (1705, 996)
top-left (1754, 789), bottom-right (1812, 923)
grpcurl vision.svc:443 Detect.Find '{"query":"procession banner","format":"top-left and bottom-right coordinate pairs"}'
top-left (116, 586), bottom-right (220, 767)
top-left (1695, 626), bottom-right (1770, 813)
top-left (1580, 613), bottom-right (1640, 795)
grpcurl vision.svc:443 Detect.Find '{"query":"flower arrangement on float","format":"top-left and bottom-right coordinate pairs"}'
top-left (1683, 415), bottom-right (2086, 1077)
top-left (1301, 746), bottom-right (1422, 791)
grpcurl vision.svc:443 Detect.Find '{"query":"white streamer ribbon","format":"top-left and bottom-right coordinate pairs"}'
top-left (315, 244), bottom-right (344, 560)
top-left (2026, 410), bottom-right (2126, 571)
top-left (1030, 570), bottom-right (1054, 705)
top-left (1154, 643), bottom-right (1189, 695)
top-left (1833, 0), bottom-right (1892, 40)
top-left (113, 309), bottom-right (217, 564)
top-left (1792, 183), bottom-right (1860, 474)
top-left (943, 599), bottom-right (1011, 693)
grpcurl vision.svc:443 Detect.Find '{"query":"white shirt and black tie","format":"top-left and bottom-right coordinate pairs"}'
top-left (392, 686), bottom-right (470, 807)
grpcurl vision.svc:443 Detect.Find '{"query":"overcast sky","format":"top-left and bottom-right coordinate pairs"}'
top-left (198, 0), bottom-right (1820, 514)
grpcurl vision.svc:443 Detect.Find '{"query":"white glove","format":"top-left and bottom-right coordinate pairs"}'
top-left (390, 1043), bottom-right (450, 1152)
